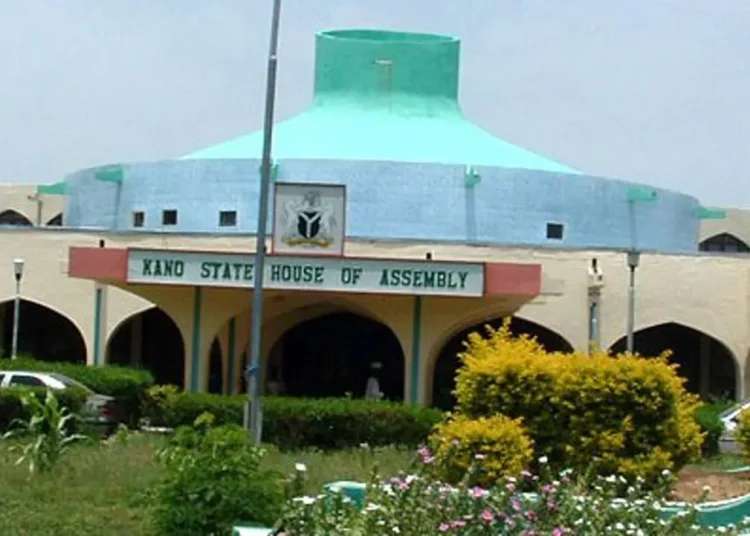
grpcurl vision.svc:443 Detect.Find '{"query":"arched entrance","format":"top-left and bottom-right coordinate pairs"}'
top-left (269, 312), bottom-right (405, 400)
top-left (106, 308), bottom-right (185, 388)
top-left (432, 317), bottom-right (573, 410)
top-left (0, 209), bottom-right (33, 226)
top-left (0, 299), bottom-right (86, 362)
top-left (609, 323), bottom-right (737, 400)
top-left (208, 338), bottom-right (223, 394)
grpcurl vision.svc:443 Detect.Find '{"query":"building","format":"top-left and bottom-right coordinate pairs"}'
top-left (0, 28), bottom-right (748, 407)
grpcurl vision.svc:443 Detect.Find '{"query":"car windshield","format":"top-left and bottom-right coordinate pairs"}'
top-left (49, 373), bottom-right (94, 394)
top-left (720, 402), bottom-right (748, 419)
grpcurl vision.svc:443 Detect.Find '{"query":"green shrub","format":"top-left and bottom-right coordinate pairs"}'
top-left (694, 403), bottom-right (726, 457)
top-left (0, 357), bottom-right (154, 426)
top-left (736, 409), bottom-right (750, 463)
top-left (152, 416), bottom-right (284, 535)
top-left (453, 320), bottom-right (703, 482)
top-left (142, 386), bottom-right (443, 450)
top-left (429, 414), bottom-right (533, 485)
top-left (0, 387), bottom-right (87, 431)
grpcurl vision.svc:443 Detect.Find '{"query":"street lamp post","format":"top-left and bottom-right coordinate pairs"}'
top-left (625, 249), bottom-right (640, 354)
top-left (246, 0), bottom-right (283, 444)
top-left (11, 258), bottom-right (24, 360)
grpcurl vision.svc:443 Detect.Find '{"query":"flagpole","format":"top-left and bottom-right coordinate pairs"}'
top-left (247, 0), bottom-right (282, 444)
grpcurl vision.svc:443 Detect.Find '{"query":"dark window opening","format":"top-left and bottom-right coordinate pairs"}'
top-left (546, 222), bottom-right (564, 240)
top-left (162, 210), bottom-right (177, 226)
top-left (219, 210), bottom-right (237, 227)
top-left (132, 211), bottom-right (145, 228)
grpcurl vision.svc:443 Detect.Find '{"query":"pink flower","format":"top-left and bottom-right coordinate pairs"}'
top-left (438, 523), bottom-right (450, 532)
top-left (524, 510), bottom-right (537, 521)
top-left (470, 486), bottom-right (488, 499)
top-left (481, 509), bottom-right (494, 523)
top-left (552, 529), bottom-right (565, 536)
top-left (506, 482), bottom-right (516, 492)
top-left (547, 500), bottom-right (557, 510)
top-left (451, 520), bottom-right (466, 528)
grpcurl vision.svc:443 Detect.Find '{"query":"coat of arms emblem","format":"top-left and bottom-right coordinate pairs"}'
top-left (281, 190), bottom-right (337, 248)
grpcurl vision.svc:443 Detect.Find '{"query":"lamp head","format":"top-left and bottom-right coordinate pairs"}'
top-left (626, 250), bottom-right (641, 269)
top-left (13, 258), bottom-right (24, 280)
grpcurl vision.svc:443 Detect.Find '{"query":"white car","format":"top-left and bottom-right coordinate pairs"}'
top-left (0, 370), bottom-right (118, 427)
top-left (720, 400), bottom-right (750, 442)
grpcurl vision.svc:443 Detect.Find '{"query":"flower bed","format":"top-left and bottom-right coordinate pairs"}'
top-left (271, 453), bottom-right (750, 535)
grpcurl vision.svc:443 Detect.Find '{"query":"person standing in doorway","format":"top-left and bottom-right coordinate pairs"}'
top-left (266, 366), bottom-right (285, 396)
top-left (364, 362), bottom-right (384, 400)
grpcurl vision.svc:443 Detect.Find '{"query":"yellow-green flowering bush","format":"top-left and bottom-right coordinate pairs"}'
top-left (735, 408), bottom-right (750, 462)
top-left (429, 414), bottom-right (533, 485)
top-left (453, 320), bottom-right (703, 482)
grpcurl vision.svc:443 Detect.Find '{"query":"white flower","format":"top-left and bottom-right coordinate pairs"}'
top-left (293, 496), bottom-right (316, 505)
top-left (539, 456), bottom-right (548, 464)
top-left (295, 463), bottom-right (307, 472)
top-left (661, 469), bottom-right (671, 476)
top-left (702, 485), bottom-right (712, 493)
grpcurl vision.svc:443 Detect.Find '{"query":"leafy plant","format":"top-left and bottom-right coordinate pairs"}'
top-left (151, 414), bottom-right (284, 536)
top-left (2, 389), bottom-right (88, 475)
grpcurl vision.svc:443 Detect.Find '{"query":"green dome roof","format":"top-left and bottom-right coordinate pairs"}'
top-left (183, 29), bottom-right (578, 174)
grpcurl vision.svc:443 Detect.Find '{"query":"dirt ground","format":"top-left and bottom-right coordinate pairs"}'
top-left (672, 470), bottom-right (750, 502)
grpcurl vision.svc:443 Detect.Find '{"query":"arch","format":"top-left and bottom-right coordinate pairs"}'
top-left (699, 233), bottom-right (750, 253)
top-left (0, 209), bottom-right (33, 226)
top-left (609, 322), bottom-right (739, 400)
top-left (0, 299), bottom-right (86, 362)
top-left (431, 316), bottom-right (574, 410)
top-left (46, 213), bottom-right (63, 226)
top-left (106, 307), bottom-right (185, 388)
top-left (208, 337), bottom-right (223, 394)
top-left (269, 311), bottom-right (406, 400)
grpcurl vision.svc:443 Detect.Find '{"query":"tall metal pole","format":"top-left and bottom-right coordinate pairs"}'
top-left (246, 0), bottom-right (283, 444)
top-left (11, 279), bottom-right (21, 360)
top-left (625, 249), bottom-right (640, 354)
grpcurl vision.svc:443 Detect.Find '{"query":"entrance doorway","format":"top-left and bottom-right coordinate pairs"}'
top-left (270, 312), bottom-right (405, 400)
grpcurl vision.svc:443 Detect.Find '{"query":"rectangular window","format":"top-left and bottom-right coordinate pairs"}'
top-left (162, 209), bottom-right (178, 226)
top-left (132, 211), bottom-right (145, 228)
top-left (219, 210), bottom-right (237, 227)
top-left (546, 222), bottom-right (564, 240)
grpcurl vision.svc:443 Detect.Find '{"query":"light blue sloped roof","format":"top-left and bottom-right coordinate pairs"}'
top-left (183, 29), bottom-right (578, 175)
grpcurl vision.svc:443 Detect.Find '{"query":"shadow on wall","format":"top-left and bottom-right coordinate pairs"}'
top-left (609, 322), bottom-right (738, 400)
top-left (0, 299), bottom-right (86, 362)
top-left (432, 317), bottom-right (573, 411)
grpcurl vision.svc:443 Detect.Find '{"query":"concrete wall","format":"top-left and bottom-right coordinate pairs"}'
top-left (1, 223), bottom-right (749, 402)
top-left (0, 185), bottom-right (65, 226)
top-left (62, 160), bottom-right (701, 252)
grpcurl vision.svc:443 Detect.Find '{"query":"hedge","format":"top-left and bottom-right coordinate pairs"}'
top-left (0, 386), bottom-right (87, 431)
top-left (142, 385), bottom-right (443, 450)
top-left (0, 357), bottom-right (154, 426)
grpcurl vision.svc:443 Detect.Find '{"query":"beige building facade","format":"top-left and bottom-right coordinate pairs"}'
top-left (0, 185), bottom-right (747, 406)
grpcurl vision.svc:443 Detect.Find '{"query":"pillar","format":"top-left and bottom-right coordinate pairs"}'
top-left (92, 283), bottom-right (108, 366)
top-left (409, 296), bottom-right (423, 406)
top-left (188, 287), bottom-right (203, 393)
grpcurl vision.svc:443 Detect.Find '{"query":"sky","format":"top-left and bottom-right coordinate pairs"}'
top-left (1, 0), bottom-right (749, 207)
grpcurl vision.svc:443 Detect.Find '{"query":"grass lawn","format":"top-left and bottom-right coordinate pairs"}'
top-left (0, 433), bottom-right (413, 536)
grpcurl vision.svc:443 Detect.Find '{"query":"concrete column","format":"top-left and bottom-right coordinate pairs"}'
top-left (0, 306), bottom-right (5, 356)
top-left (92, 283), bottom-right (108, 366)
top-left (699, 334), bottom-right (711, 399)
top-left (130, 313), bottom-right (143, 367)
top-left (408, 296), bottom-right (424, 406)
